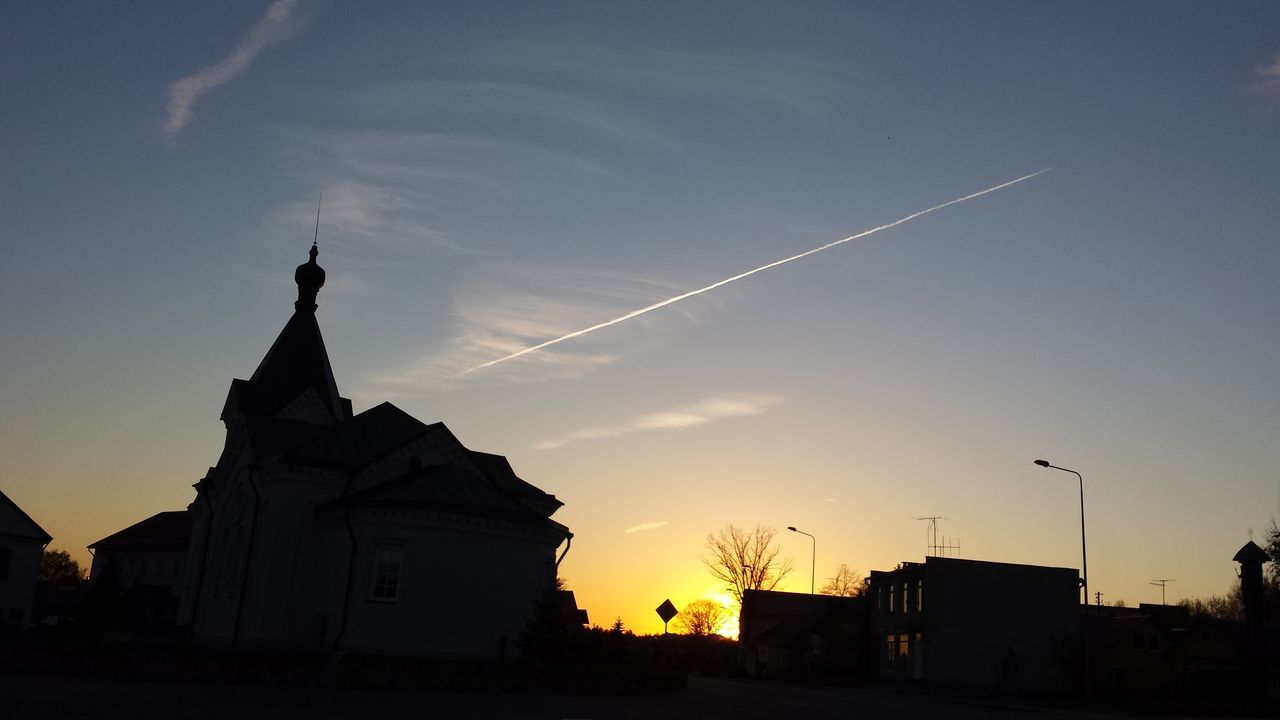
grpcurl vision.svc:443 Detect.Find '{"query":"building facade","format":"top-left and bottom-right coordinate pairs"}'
top-left (88, 510), bottom-right (191, 626)
top-left (0, 489), bottom-right (51, 630)
top-left (869, 556), bottom-right (1080, 692)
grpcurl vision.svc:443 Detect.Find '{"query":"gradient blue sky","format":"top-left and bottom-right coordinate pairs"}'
top-left (3, 1), bottom-right (1279, 633)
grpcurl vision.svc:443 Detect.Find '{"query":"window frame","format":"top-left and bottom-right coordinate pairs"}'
top-left (369, 541), bottom-right (406, 602)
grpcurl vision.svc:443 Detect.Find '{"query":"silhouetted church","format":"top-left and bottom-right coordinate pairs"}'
top-left (175, 245), bottom-right (571, 657)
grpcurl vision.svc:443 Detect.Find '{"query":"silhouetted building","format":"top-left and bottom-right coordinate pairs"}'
top-left (1093, 604), bottom-right (1182, 696)
top-left (173, 245), bottom-right (571, 658)
top-left (739, 589), bottom-right (870, 682)
top-left (0, 489), bottom-right (51, 630)
top-left (869, 556), bottom-right (1079, 692)
top-left (88, 510), bottom-right (191, 625)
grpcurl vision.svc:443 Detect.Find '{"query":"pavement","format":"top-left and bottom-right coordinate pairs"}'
top-left (0, 671), bottom-right (1258, 719)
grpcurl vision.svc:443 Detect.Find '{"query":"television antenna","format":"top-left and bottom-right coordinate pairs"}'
top-left (1149, 578), bottom-right (1175, 605)
top-left (914, 516), bottom-right (959, 557)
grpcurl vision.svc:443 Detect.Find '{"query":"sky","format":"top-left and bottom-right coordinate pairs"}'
top-left (2, 1), bottom-right (1279, 636)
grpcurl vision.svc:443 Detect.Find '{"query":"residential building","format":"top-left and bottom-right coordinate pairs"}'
top-left (88, 510), bottom-right (191, 625)
top-left (0, 489), bottom-right (51, 630)
top-left (739, 589), bottom-right (871, 682)
top-left (869, 556), bottom-right (1080, 692)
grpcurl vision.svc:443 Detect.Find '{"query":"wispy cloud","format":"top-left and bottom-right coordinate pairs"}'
top-left (356, 262), bottom-right (703, 393)
top-left (460, 31), bottom-right (869, 122)
top-left (318, 79), bottom-right (678, 150)
top-left (1258, 55), bottom-right (1280, 93)
top-left (533, 393), bottom-right (782, 450)
top-left (164, 0), bottom-right (305, 139)
top-left (624, 521), bottom-right (669, 535)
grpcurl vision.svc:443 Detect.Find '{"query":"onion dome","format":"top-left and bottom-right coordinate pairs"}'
top-left (294, 243), bottom-right (326, 312)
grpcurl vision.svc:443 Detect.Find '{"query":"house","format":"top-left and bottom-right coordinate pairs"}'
top-left (1093, 605), bottom-right (1181, 696)
top-left (0, 489), bottom-right (51, 631)
top-left (739, 589), bottom-right (870, 682)
top-left (869, 556), bottom-right (1080, 692)
top-left (167, 244), bottom-right (572, 658)
top-left (87, 510), bottom-right (191, 626)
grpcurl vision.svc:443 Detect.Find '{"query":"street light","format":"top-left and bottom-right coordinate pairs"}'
top-left (1033, 460), bottom-right (1088, 608)
top-left (787, 526), bottom-right (816, 595)
top-left (1035, 458), bottom-right (1090, 699)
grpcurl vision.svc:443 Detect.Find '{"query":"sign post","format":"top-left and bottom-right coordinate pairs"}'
top-left (655, 599), bottom-right (678, 634)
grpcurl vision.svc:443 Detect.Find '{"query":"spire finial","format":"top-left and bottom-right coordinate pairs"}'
top-left (312, 192), bottom-right (321, 249)
top-left (295, 194), bottom-right (326, 313)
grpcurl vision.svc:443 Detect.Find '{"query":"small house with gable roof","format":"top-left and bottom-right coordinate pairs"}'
top-left (0, 489), bottom-right (51, 630)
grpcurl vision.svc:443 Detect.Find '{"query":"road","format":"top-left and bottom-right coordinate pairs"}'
top-left (0, 671), bottom-right (1211, 719)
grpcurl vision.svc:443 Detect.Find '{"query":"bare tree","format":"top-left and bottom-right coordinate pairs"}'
top-left (819, 564), bottom-right (866, 597)
top-left (702, 523), bottom-right (793, 605)
top-left (673, 599), bottom-right (729, 637)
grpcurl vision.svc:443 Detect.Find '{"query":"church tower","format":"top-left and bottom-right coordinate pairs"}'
top-left (220, 243), bottom-right (351, 429)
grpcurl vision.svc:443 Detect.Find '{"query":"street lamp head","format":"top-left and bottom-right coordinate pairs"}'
top-left (787, 526), bottom-right (797, 532)
top-left (1034, 459), bottom-right (1050, 467)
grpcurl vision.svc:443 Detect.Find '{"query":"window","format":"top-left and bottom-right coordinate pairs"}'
top-left (0, 548), bottom-right (11, 580)
top-left (885, 633), bottom-right (897, 663)
top-left (888, 583), bottom-right (895, 614)
top-left (916, 580), bottom-right (924, 612)
top-left (904, 581), bottom-right (913, 613)
top-left (371, 544), bottom-right (404, 601)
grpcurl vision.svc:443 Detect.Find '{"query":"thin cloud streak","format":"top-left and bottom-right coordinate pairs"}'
top-left (624, 521), bottom-right (669, 534)
top-left (464, 168), bottom-right (1053, 374)
top-left (533, 393), bottom-right (781, 450)
top-left (358, 263), bottom-right (696, 393)
top-left (164, 0), bottom-right (304, 138)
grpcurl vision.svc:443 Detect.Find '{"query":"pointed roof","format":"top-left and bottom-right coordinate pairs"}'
top-left (248, 310), bottom-right (345, 422)
top-left (0, 488), bottom-right (52, 544)
top-left (1234, 540), bottom-right (1269, 564)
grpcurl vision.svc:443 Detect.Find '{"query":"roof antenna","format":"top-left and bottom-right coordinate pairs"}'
top-left (312, 192), bottom-right (322, 248)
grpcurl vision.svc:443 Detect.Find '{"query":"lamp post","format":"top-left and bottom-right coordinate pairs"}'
top-left (1033, 460), bottom-right (1087, 607)
top-left (788, 526), bottom-right (818, 678)
top-left (1034, 458), bottom-right (1090, 698)
top-left (787, 526), bottom-right (816, 595)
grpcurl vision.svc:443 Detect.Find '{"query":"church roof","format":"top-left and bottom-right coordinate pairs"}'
top-left (320, 462), bottom-right (550, 524)
top-left (217, 247), bottom-right (562, 526)
top-left (88, 510), bottom-right (191, 551)
top-left (246, 310), bottom-right (345, 422)
top-left (285, 402), bottom-right (434, 470)
top-left (469, 451), bottom-right (560, 504)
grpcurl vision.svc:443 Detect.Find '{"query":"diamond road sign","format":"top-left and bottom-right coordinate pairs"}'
top-left (656, 599), bottom-right (678, 624)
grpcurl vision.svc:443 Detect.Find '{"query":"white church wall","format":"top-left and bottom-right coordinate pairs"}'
top-left (337, 514), bottom-right (559, 658)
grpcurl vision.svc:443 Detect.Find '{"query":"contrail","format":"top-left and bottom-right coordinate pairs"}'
top-left (463, 167), bottom-right (1051, 374)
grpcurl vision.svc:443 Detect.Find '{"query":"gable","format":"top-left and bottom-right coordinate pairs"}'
top-left (0, 489), bottom-right (52, 543)
top-left (277, 386), bottom-right (336, 426)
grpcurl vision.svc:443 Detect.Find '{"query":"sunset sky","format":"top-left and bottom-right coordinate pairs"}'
top-left (3, 1), bottom-right (1279, 635)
